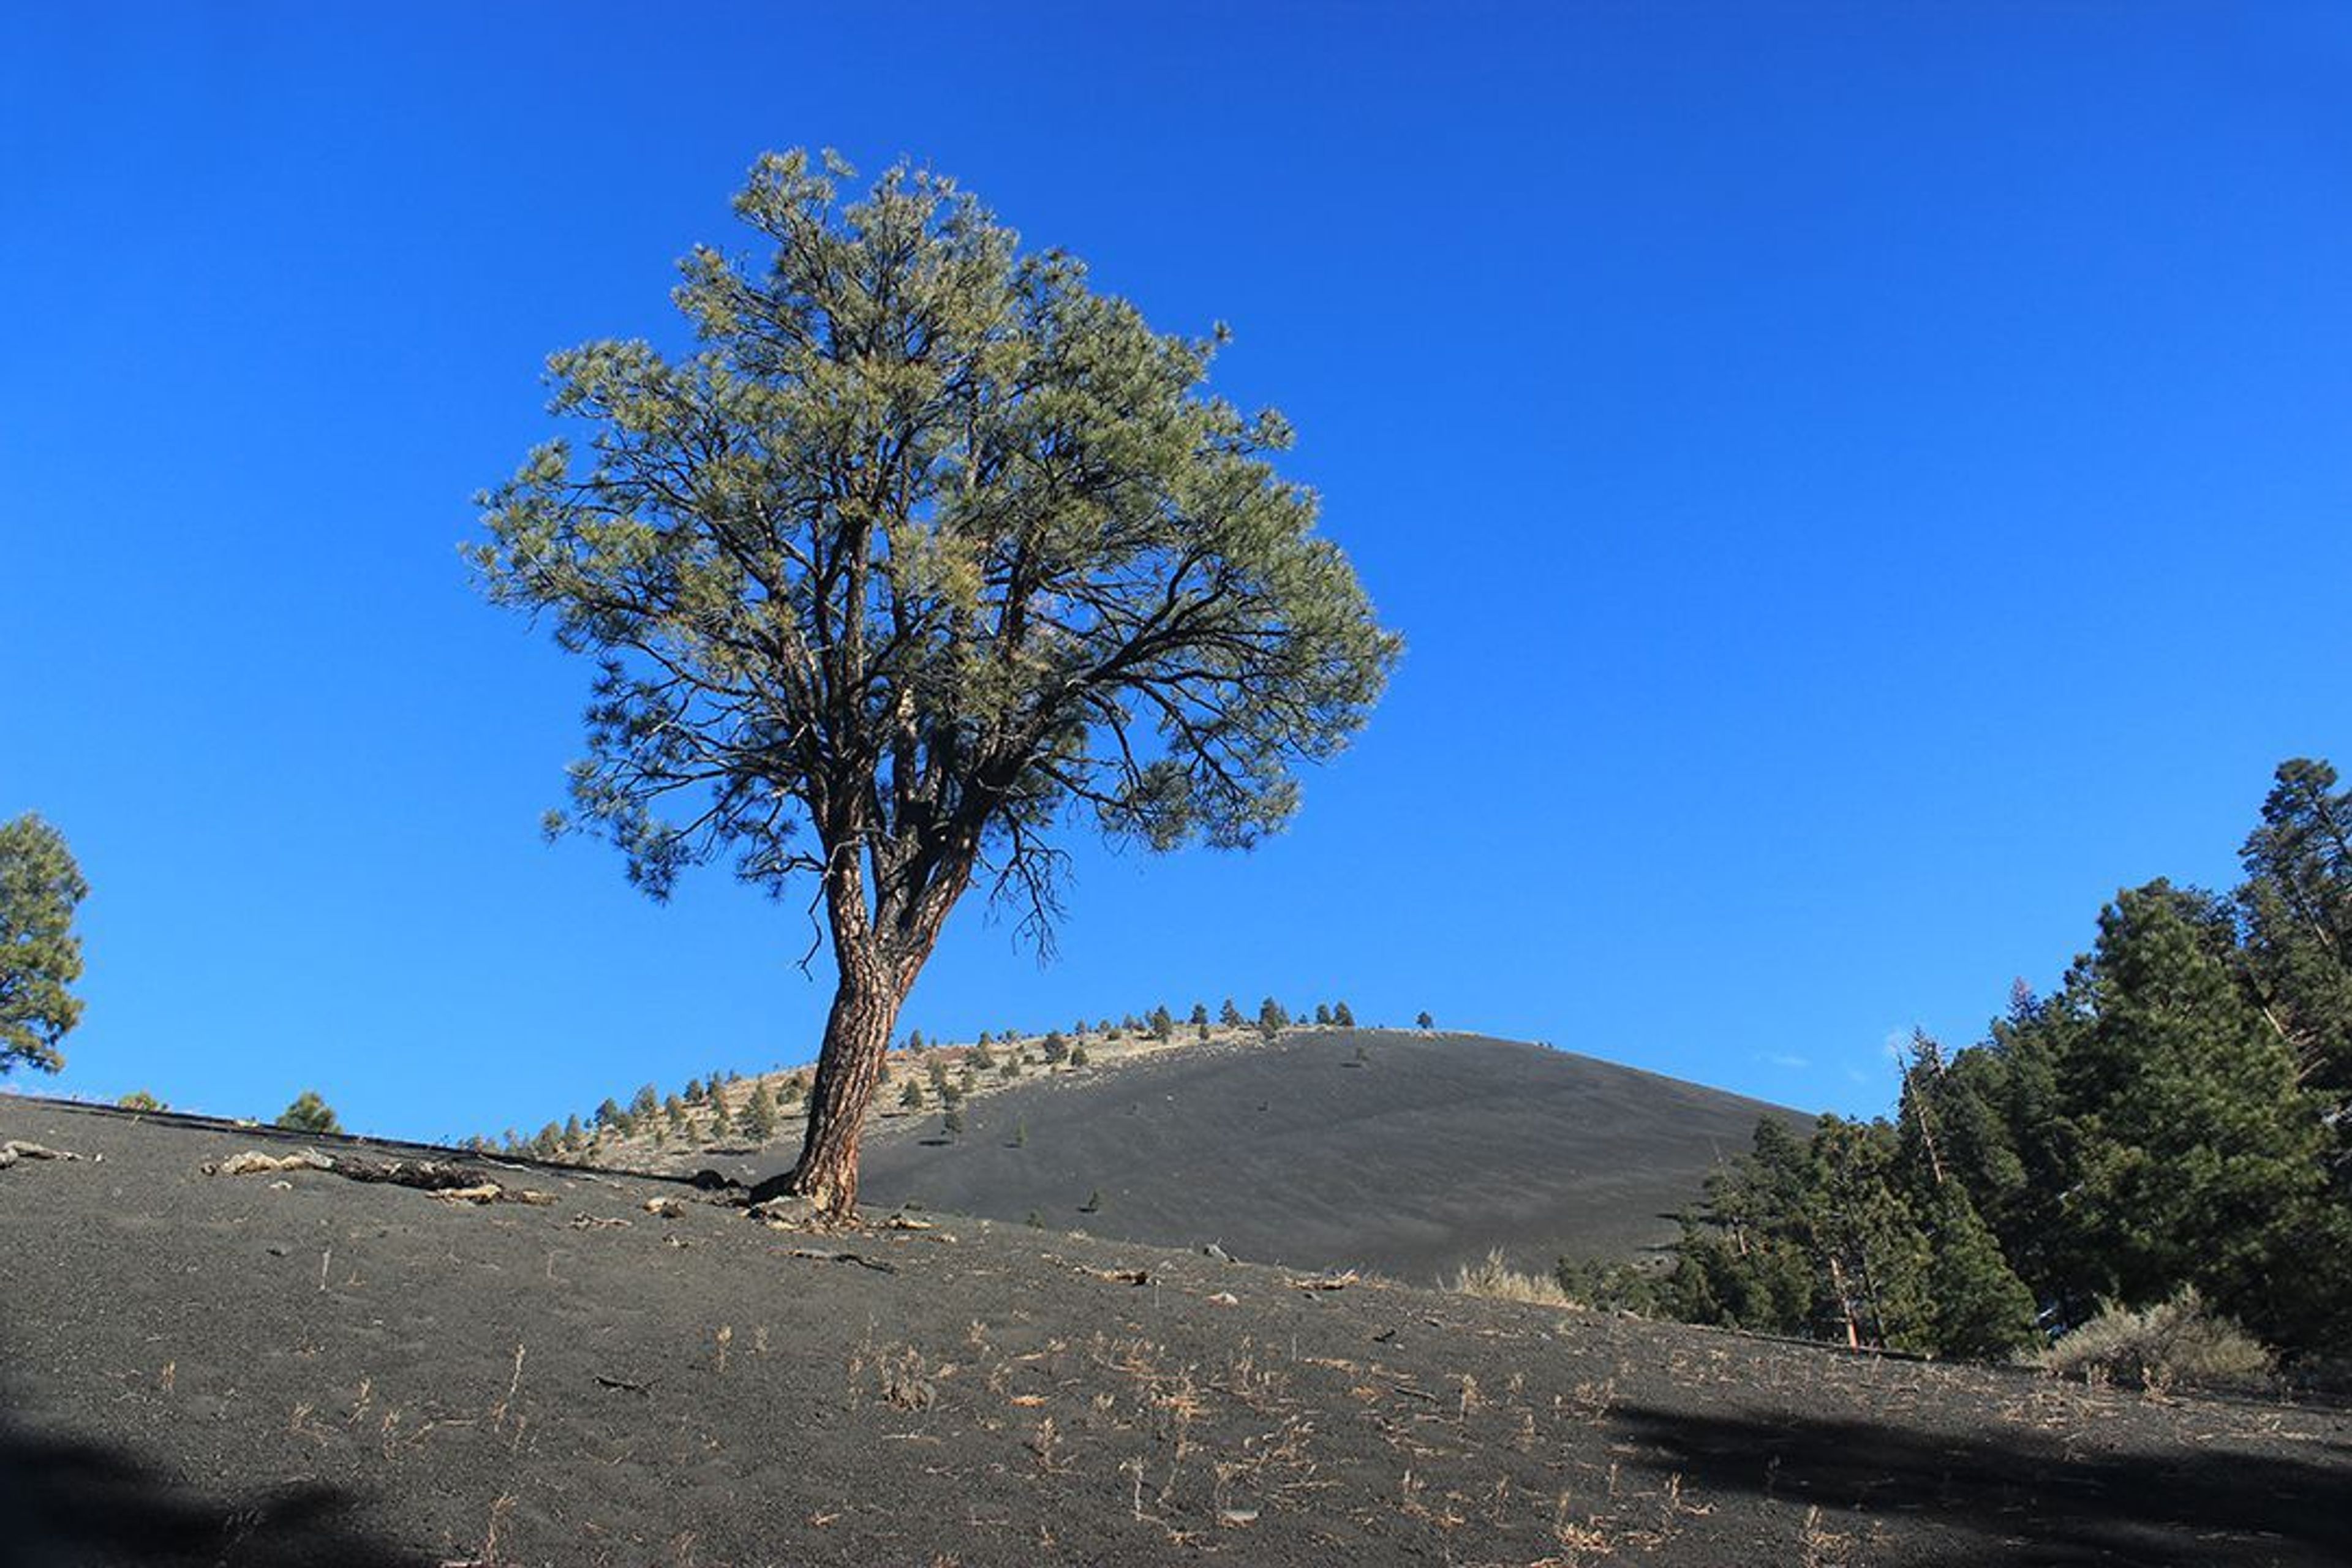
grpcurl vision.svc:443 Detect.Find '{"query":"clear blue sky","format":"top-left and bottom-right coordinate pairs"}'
top-left (6, 4), bottom-right (2348, 1143)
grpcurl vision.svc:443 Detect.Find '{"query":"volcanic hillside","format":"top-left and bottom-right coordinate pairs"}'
top-left (740, 1031), bottom-right (1812, 1284)
top-left (6, 1098), bottom-right (2345, 1567)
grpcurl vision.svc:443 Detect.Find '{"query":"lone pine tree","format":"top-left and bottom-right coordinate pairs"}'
top-left (277, 1090), bottom-right (341, 1136)
top-left (475, 152), bottom-right (1396, 1216)
top-left (0, 812), bottom-right (88, 1075)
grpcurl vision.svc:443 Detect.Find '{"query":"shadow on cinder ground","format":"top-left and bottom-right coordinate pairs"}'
top-left (0, 1411), bottom-right (428, 1568)
top-left (1613, 1402), bottom-right (2351, 1566)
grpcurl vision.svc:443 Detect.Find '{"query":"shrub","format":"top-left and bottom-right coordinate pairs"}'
top-left (1042, 1030), bottom-right (1069, 1064)
top-left (1069, 1044), bottom-right (1090, 1067)
top-left (899, 1078), bottom-right (925, 1110)
top-left (2044, 1289), bottom-right (2274, 1393)
top-left (118, 1089), bottom-right (165, 1112)
top-left (1450, 1248), bottom-right (1575, 1307)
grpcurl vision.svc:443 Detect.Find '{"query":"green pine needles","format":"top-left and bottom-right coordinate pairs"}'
top-left (0, 813), bottom-right (88, 1075)
top-left (470, 149), bottom-right (1396, 1216)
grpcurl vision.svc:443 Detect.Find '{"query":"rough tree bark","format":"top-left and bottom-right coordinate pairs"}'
top-left (755, 836), bottom-right (974, 1218)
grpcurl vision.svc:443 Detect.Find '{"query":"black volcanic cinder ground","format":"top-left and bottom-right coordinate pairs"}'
top-left (4, 1099), bottom-right (2346, 1567)
top-left (850, 1031), bottom-right (1813, 1283)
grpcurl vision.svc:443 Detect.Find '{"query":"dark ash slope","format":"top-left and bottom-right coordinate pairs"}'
top-left (4, 1098), bottom-right (2345, 1568)
top-left (846, 1031), bottom-right (1812, 1283)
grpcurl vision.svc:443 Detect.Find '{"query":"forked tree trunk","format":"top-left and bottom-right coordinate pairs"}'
top-left (777, 940), bottom-right (907, 1217)
top-left (750, 842), bottom-right (970, 1220)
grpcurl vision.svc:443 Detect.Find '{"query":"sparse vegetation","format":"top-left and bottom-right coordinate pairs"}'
top-left (1451, 1248), bottom-right (1575, 1307)
top-left (2045, 1289), bottom-right (2275, 1393)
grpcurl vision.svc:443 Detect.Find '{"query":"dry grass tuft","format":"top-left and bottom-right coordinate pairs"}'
top-left (1449, 1248), bottom-right (1576, 1307)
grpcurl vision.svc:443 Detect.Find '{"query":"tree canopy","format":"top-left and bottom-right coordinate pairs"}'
top-left (473, 151), bottom-right (1397, 1213)
top-left (1664, 757), bottom-right (2352, 1364)
top-left (0, 812), bottom-right (88, 1075)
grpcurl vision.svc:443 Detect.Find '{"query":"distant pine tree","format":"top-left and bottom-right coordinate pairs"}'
top-left (738, 1082), bottom-right (780, 1142)
top-left (1333, 1001), bottom-right (1355, 1027)
top-left (1219, 998), bottom-right (1244, 1028)
top-left (899, 1078), bottom-right (925, 1110)
top-left (276, 1090), bottom-right (341, 1135)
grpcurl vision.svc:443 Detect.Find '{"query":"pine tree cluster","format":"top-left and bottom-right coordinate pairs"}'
top-left (1662, 758), bottom-right (2352, 1363)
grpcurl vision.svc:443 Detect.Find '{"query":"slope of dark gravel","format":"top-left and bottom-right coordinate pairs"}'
top-left (4, 1098), bottom-right (2346, 1567)
top-left (846, 1031), bottom-right (1814, 1283)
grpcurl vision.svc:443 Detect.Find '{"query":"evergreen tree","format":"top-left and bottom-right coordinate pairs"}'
top-left (595, 1096), bottom-right (627, 1133)
top-left (1042, 1030), bottom-right (1070, 1063)
top-left (941, 1103), bottom-right (965, 1137)
top-left (1333, 1000), bottom-right (1355, 1027)
top-left (738, 1081), bottom-right (780, 1142)
top-left (1920, 1182), bottom-right (2041, 1359)
top-left (899, 1078), bottom-right (925, 1110)
top-left (1257, 997), bottom-right (1288, 1041)
top-left (0, 813), bottom-right (88, 1074)
top-left (1149, 1005), bottom-right (1175, 1042)
top-left (276, 1090), bottom-right (342, 1136)
top-left (1313, 1002), bottom-right (1332, 1026)
top-left (2059, 881), bottom-right (2329, 1339)
top-left (2238, 758), bottom-right (2352, 1173)
top-left (1189, 1002), bottom-right (1208, 1028)
top-left (1070, 1044), bottom-right (1090, 1066)
top-left (1220, 998), bottom-right (1245, 1027)
top-left (1416, 1009), bottom-right (1434, 1030)
top-left (631, 1084), bottom-right (660, 1123)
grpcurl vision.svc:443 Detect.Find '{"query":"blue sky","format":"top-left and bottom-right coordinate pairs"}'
top-left (6, 4), bottom-right (2348, 1143)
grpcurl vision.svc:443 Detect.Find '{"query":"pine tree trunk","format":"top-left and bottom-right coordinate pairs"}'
top-left (771, 940), bottom-right (904, 1219)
